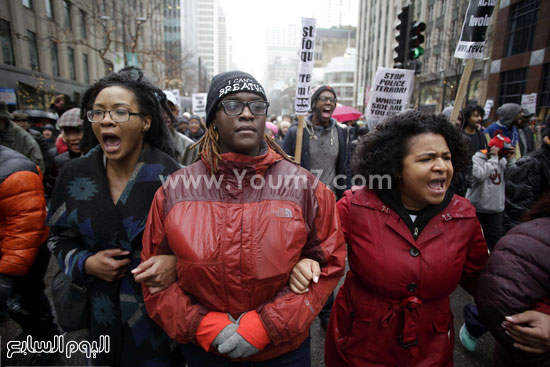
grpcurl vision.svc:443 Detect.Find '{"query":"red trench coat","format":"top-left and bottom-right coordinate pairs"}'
top-left (325, 187), bottom-right (488, 366)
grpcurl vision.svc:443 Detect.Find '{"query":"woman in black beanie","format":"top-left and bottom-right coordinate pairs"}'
top-left (139, 70), bottom-right (346, 366)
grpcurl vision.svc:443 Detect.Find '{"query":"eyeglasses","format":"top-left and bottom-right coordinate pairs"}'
top-left (318, 96), bottom-right (337, 103)
top-left (218, 100), bottom-right (269, 116)
top-left (86, 109), bottom-right (142, 123)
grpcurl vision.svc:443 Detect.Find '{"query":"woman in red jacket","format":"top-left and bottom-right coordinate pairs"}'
top-left (140, 71), bottom-right (346, 366)
top-left (318, 111), bottom-right (489, 366)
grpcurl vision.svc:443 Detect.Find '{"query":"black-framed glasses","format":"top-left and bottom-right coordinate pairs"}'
top-left (318, 96), bottom-right (337, 103)
top-left (218, 100), bottom-right (269, 116)
top-left (86, 109), bottom-right (142, 123)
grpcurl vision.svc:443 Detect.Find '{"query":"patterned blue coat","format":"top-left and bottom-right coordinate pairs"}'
top-left (47, 144), bottom-right (181, 366)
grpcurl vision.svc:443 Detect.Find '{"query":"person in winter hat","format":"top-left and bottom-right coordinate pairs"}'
top-left (138, 70), bottom-right (345, 366)
top-left (484, 103), bottom-right (522, 152)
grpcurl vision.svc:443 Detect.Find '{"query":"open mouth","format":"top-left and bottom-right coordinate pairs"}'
top-left (101, 132), bottom-right (121, 153)
top-left (321, 107), bottom-right (333, 119)
top-left (69, 142), bottom-right (81, 151)
top-left (427, 179), bottom-right (446, 193)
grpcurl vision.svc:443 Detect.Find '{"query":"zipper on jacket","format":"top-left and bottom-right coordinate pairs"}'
top-left (413, 227), bottom-right (419, 239)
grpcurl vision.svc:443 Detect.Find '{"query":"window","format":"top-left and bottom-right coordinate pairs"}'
top-left (0, 20), bottom-right (15, 66)
top-left (22, 0), bottom-right (32, 9)
top-left (45, 0), bottom-right (53, 18)
top-left (50, 42), bottom-right (59, 76)
top-left (505, 0), bottom-right (540, 57)
top-left (80, 10), bottom-right (86, 38)
top-left (27, 31), bottom-right (39, 71)
top-left (63, 1), bottom-right (72, 30)
top-left (68, 46), bottom-right (75, 80)
top-left (540, 64), bottom-right (550, 108)
top-left (83, 53), bottom-right (89, 84)
top-left (498, 68), bottom-right (527, 106)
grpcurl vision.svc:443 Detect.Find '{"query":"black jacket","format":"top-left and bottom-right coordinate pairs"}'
top-left (281, 116), bottom-right (350, 199)
top-left (504, 144), bottom-right (550, 230)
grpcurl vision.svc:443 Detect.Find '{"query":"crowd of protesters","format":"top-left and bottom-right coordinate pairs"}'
top-left (0, 66), bottom-right (549, 367)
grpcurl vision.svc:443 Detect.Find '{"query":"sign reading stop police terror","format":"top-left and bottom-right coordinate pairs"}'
top-left (454, 0), bottom-right (496, 59)
top-left (365, 67), bottom-right (415, 130)
top-left (295, 18), bottom-right (316, 115)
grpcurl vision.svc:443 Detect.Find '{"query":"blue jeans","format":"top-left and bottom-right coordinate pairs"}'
top-left (181, 336), bottom-right (311, 367)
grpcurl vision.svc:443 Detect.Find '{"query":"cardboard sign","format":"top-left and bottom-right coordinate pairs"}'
top-left (521, 93), bottom-right (537, 115)
top-left (192, 93), bottom-right (207, 118)
top-left (294, 18), bottom-right (316, 115)
top-left (364, 67), bottom-right (415, 130)
top-left (484, 99), bottom-right (494, 118)
top-left (454, 0), bottom-right (496, 59)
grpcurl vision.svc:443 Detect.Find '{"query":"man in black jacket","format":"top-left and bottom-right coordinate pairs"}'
top-left (504, 115), bottom-right (550, 230)
top-left (281, 86), bottom-right (350, 329)
top-left (282, 86), bottom-right (350, 199)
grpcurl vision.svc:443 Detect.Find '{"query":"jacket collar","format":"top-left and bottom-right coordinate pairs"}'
top-left (206, 141), bottom-right (283, 178)
top-left (350, 187), bottom-right (475, 245)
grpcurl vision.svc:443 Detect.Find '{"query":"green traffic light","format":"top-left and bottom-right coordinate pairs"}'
top-left (411, 46), bottom-right (424, 59)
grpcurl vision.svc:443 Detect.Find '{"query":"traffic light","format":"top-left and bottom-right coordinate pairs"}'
top-left (393, 6), bottom-right (409, 69)
top-left (409, 21), bottom-right (426, 60)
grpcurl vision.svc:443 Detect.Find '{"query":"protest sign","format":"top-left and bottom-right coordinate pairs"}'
top-left (521, 93), bottom-right (537, 115)
top-left (192, 93), bottom-right (207, 118)
top-left (454, 0), bottom-right (496, 59)
top-left (364, 67), bottom-right (415, 130)
top-left (484, 99), bottom-right (494, 118)
top-left (294, 18), bottom-right (316, 115)
top-left (293, 17), bottom-right (316, 164)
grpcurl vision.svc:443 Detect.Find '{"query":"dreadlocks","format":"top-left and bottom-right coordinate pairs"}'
top-left (191, 124), bottom-right (295, 174)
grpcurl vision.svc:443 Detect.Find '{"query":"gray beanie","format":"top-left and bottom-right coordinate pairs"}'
top-left (205, 71), bottom-right (266, 127)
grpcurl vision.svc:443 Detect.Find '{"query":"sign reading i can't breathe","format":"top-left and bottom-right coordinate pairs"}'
top-left (364, 67), bottom-right (415, 130)
top-left (454, 0), bottom-right (496, 59)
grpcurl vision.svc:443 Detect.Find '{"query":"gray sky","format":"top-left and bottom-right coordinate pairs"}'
top-left (218, 0), bottom-right (358, 81)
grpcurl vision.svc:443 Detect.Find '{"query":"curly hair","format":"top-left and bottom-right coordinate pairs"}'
top-left (462, 104), bottom-right (484, 129)
top-left (79, 66), bottom-right (175, 156)
top-left (353, 111), bottom-right (470, 188)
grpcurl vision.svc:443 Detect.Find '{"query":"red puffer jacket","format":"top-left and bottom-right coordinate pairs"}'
top-left (0, 145), bottom-right (48, 276)
top-left (142, 147), bottom-right (346, 361)
top-left (325, 187), bottom-right (488, 367)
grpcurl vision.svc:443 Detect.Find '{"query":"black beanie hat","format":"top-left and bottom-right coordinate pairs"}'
top-left (205, 71), bottom-right (267, 126)
top-left (310, 85), bottom-right (337, 108)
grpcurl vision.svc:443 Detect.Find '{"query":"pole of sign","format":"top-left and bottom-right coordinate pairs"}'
top-left (450, 59), bottom-right (474, 124)
top-left (295, 115), bottom-right (305, 163)
top-left (294, 18), bottom-right (316, 165)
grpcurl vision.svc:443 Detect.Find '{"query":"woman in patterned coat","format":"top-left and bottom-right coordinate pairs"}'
top-left (47, 67), bottom-right (182, 366)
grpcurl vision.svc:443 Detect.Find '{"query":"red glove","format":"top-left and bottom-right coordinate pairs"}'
top-left (236, 311), bottom-right (271, 350)
top-left (195, 312), bottom-right (233, 351)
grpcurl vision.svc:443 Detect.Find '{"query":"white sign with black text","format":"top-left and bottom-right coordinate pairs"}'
top-left (365, 67), bottom-right (415, 130)
top-left (192, 93), bottom-right (207, 118)
top-left (294, 18), bottom-right (316, 115)
top-left (454, 0), bottom-right (496, 59)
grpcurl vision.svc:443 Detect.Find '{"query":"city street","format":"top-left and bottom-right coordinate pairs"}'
top-left (1, 257), bottom-right (494, 366)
